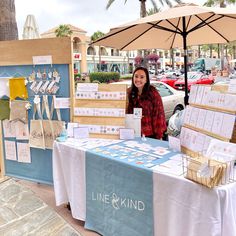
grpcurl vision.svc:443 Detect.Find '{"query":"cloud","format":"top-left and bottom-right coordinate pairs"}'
top-left (15, 0), bottom-right (140, 37)
top-left (15, 0), bottom-right (206, 38)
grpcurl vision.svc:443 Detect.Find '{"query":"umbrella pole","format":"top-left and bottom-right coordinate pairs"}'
top-left (182, 17), bottom-right (189, 106)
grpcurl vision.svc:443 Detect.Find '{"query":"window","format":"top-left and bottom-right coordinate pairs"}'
top-left (153, 83), bottom-right (173, 97)
top-left (87, 46), bottom-right (95, 55)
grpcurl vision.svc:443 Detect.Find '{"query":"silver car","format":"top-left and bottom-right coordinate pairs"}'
top-left (112, 80), bottom-right (185, 121)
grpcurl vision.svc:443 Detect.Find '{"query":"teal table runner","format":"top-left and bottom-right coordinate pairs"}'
top-left (85, 151), bottom-right (153, 236)
top-left (85, 138), bottom-right (178, 236)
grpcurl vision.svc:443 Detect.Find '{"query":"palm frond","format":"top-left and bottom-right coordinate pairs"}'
top-left (106, 0), bottom-right (115, 9)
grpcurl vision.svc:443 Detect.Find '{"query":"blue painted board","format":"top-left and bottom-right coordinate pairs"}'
top-left (0, 64), bottom-right (70, 184)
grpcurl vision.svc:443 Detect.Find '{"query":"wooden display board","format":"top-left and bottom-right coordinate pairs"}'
top-left (73, 83), bottom-right (127, 139)
top-left (181, 84), bottom-right (236, 157)
top-left (0, 37), bottom-right (73, 184)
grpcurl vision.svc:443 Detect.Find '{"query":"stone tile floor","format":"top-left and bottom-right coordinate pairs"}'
top-left (0, 177), bottom-right (100, 236)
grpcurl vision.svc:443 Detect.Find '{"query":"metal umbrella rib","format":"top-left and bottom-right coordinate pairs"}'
top-left (120, 21), bottom-right (162, 50)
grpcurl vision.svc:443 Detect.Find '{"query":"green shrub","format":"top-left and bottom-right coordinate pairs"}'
top-left (121, 74), bottom-right (132, 80)
top-left (89, 72), bottom-right (120, 83)
top-left (74, 73), bottom-right (81, 81)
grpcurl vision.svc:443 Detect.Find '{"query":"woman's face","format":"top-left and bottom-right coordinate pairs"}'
top-left (133, 69), bottom-right (147, 90)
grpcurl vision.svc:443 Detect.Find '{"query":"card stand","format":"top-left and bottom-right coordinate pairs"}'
top-left (183, 124), bottom-right (232, 143)
top-left (182, 154), bottom-right (236, 188)
top-left (189, 103), bottom-right (236, 115)
top-left (73, 83), bottom-right (127, 139)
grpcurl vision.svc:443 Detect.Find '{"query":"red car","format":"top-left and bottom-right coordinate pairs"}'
top-left (173, 72), bottom-right (215, 91)
top-left (160, 74), bottom-right (180, 88)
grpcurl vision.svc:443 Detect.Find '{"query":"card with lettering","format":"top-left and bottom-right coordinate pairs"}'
top-left (74, 127), bottom-right (89, 139)
top-left (76, 83), bottom-right (98, 92)
top-left (67, 122), bottom-right (79, 137)
top-left (220, 114), bottom-right (235, 138)
top-left (211, 112), bottom-right (224, 136)
top-left (200, 86), bottom-right (212, 105)
top-left (183, 105), bottom-right (193, 125)
top-left (4, 140), bottom-right (17, 161)
top-left (203, 110), bottom-right (215, 132)
top-left (119, 128), bottom-right (135, 140)
top-left (17, 142), bottom-right (31, 163)
top-left (195, 86), bottom-right (204, 104)
top-left (15, 121), bottom-right (29, 140)
top-left (3, 119), bottom-right (16, 138)
top-left (195, 108), bottom-right (207, 130)
top-left (188, 107), bottom-right (199, 127)
top-left (188, 84), bottom-right (198, 104)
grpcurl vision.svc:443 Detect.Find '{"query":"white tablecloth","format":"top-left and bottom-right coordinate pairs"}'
top-left (53, 141), bottom-right (86, 220)
top-left (153, 172), bottom-right (236, 236)
top-left (53, 140), bottom-right (236, 236)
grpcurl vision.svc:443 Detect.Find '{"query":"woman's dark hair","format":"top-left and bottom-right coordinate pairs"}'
top-left (130, 66), bottom-right (150, 98)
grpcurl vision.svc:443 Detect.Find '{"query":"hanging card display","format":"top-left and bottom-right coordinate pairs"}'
top-left (17, 142), bottom-right (31, 163)
top-left (29, 98), bottom-right (45, 149)
top-left (0, 78), bottom-right (10, 98)
top-left (9, 77), bottom-right (28, 100)
top-left (4, 140), bottom-right (17, 161)
top-left (42, 95), bottom-right (64, 149)
top-left (2, 120), bottom-right (16, 138)
top-left (0, 99), bottom-right (10, 120)
top-left (10, 100), bottom-right (29, 123)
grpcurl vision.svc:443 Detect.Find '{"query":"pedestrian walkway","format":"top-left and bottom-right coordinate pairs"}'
top-left (0, 178), bottom-right (97, 236)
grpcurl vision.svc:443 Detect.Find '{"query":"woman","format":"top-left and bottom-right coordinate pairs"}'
top-left (127, 66), bottom-right (166, 139)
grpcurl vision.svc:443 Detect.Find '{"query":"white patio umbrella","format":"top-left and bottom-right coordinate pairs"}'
top-left (92, 3), bottom-right (236, 105)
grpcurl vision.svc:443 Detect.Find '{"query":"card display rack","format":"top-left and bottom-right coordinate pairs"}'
top-left (180, 84), bottom-right (236, 187)
top-left (73, 83), bottom-right (127, 139)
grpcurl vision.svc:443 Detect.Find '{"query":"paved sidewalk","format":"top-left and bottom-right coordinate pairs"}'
top-left (0, 178), bottom-right (81, 236)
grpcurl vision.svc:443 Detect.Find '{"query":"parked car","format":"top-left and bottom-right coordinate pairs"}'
top-left (112, 80), bottom-right (185, 121)
top-left (149, 69), bottom-right (156, 74)
top-left (173, 72), bottom-right (215, 91)
top-left (160, 74), bottom-right (180, 88)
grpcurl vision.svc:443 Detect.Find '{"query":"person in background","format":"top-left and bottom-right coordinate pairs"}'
top-left (127, 66), bottom-right (166, 139)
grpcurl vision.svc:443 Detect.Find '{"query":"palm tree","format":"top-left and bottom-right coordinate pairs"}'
top-left (106, 0), bottom-right (182, 18)
top-left (91, 31), bottom-right (105, 41)
top-left (91, 31), bottom-right (106, 71)
top-left (0, 0), bottom-right (18, 40)
top-left (204, 0), bottom-right (236, 68)
top-left (204, 0), bottom-right (236, 7)
top-left (55, 25), bottom-right (73, 37)
top-left (106, 1), bottom-right (182, 69)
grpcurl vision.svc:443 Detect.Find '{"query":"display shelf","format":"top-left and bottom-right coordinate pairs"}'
top-left (73, 83), bottom-right (127, 139)
top-left (181, 84), bottom-right (236, 158)
top-left (183, 124), bottom-right (231, 142)
top-left (189, 103), bottom-right (236, 115)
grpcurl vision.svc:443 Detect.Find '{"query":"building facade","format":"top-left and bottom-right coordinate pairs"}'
top-left (41, 24), bottom-right (137, 74)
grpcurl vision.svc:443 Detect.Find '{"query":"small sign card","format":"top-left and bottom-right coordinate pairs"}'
top-left (67, 122), bottom-right (79, 137)
top-left (228, 79), bottom-right (236, 94)
top-left (168, 136), bottom-right (181, 152)
top-left (76, 83), bottom-right (98, 92)
top-left (133, 108), bottom-right (142, 119)
top-left (74, 127), bottom-right (89, 139)
top-left (119, 128), bottom-right (135, 140)
top-left (53, 97), bottom-right (70, 109)
top-left (32, 55), bottom-right (52, 65)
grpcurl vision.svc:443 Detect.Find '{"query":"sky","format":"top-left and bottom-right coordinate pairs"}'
top-left (15, 0), bottom-right (206, 38)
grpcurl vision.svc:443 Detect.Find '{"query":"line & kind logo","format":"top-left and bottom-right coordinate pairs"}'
top-left (91, 192), bottom-right (145, 211)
